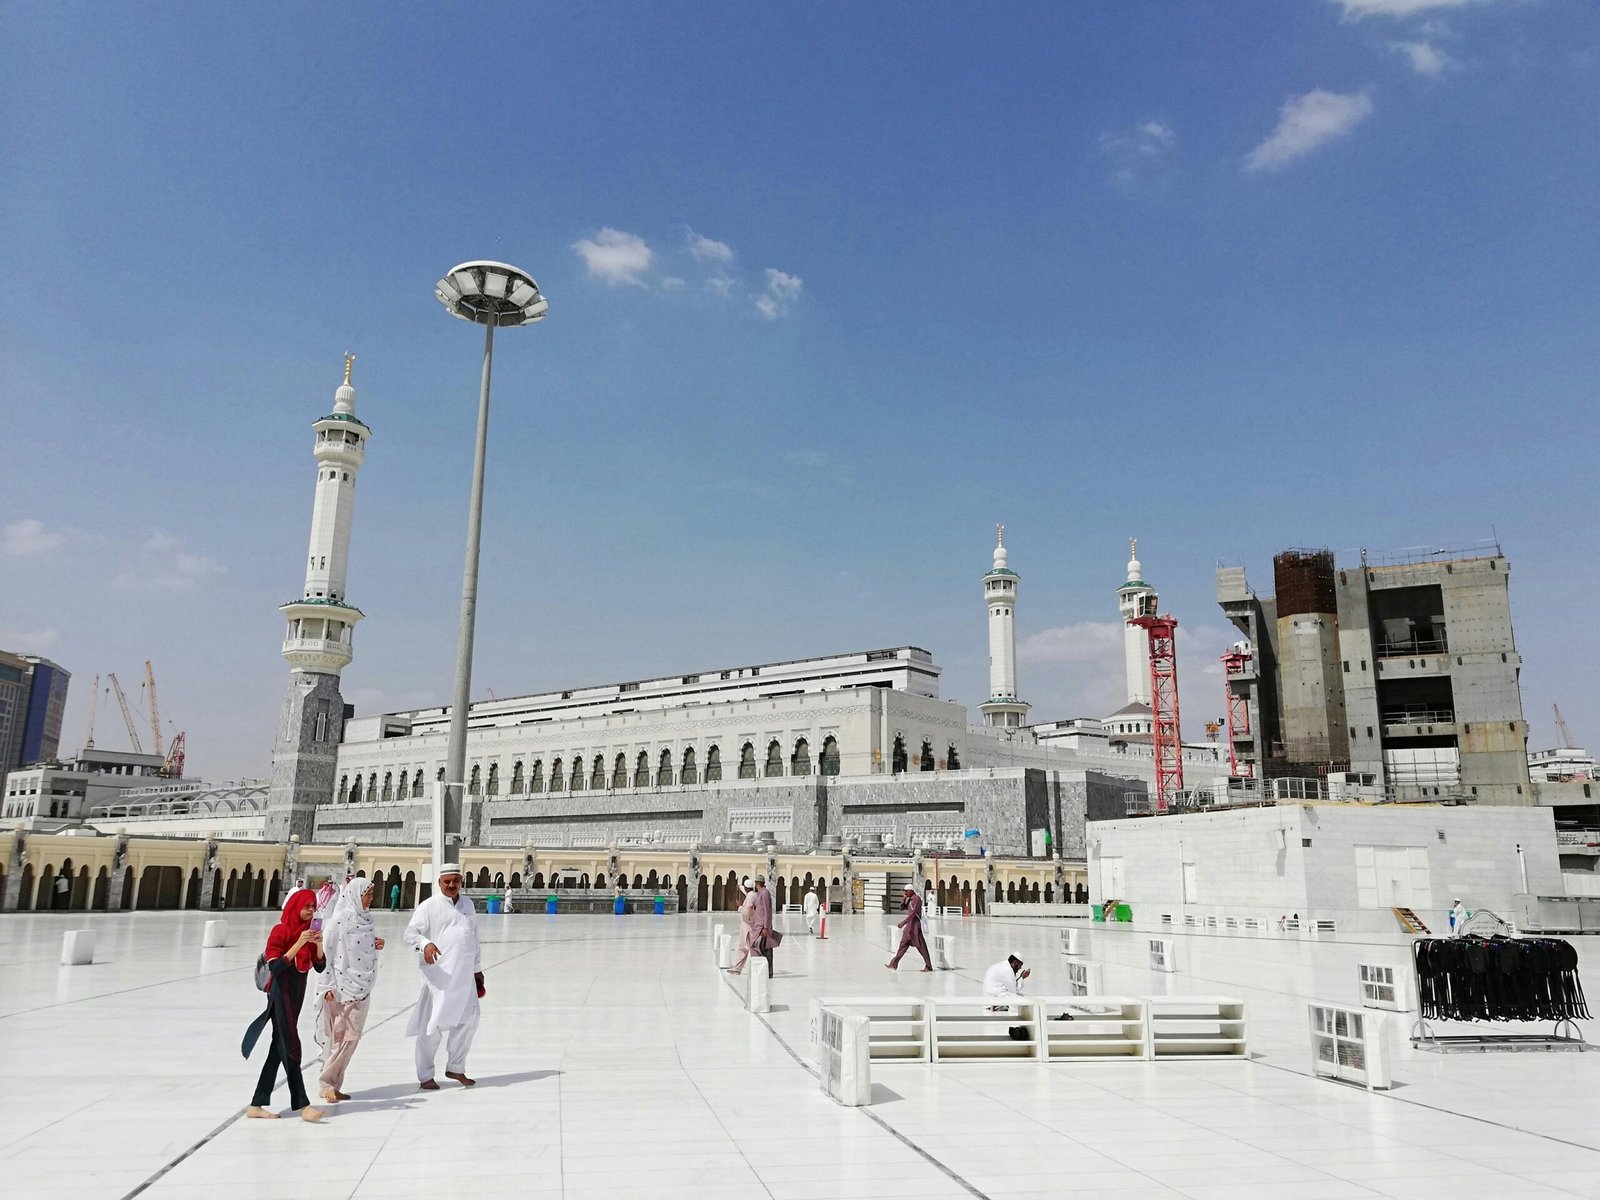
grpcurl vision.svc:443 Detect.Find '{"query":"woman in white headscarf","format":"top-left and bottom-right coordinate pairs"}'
top-left (316, 876), bottom-right (385, 1102)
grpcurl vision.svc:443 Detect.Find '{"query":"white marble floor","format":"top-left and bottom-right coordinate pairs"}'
top-left (2, 909), bottom-right (1599, 1200)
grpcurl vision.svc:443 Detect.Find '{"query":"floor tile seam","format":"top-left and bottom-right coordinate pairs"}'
top-left (671, 1039), bottom-right (776, 1199)
top-left (740, 986), bottom-right (992, 1199)
top-left (0, 1090), bottom-right (113, 1155)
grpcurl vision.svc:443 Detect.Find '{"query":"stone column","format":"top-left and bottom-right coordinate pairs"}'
top-left (3, 832), bottom-right (27, 910)
top-left (687, 850), bottom-right (702, 913)
top-left (912, 850), bottom-right (926, 895)
top-left (199, 839), bottom-right (220, 909)
top-left (841, 850), bottom-right (854, 915)
top-left (284, 835), bottom-right (301, 888)
top-left (343, 839), bottom-right (358, 879)
top-left (107, 833), bottom-right (132, 911)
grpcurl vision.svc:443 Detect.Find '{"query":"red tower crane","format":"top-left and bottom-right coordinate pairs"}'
top-left (1131, 608), bottom-right (1183, 810)
top-left (1221, 649), bottom-right (1254, 779)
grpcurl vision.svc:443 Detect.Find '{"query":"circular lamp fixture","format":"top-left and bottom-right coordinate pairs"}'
top-left (435, 260), bottom-right (549, 327)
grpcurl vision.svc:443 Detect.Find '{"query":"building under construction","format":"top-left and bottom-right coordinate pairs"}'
top-left (1217, 544), bottom-right (1533, 806)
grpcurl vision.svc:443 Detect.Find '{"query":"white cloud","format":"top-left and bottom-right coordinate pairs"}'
top-left (1019, 620), bottom-right (1126, 667)
top-left (0, 626), bottom-right (59, 651)
top-left (1390, 40), bottom-right (1453, 75)
top-left (755, 268), bottom-right (803, 319)
top-left (1099, 120), bottom-right (1177, 187)
top-left (1244, 89), bottom-right (1375, 173)
top-left (783, 448), bottom-right (826, 469)
top-left (571, 228), bottom-right (654, 287)
top-left (706, 275), bottom-right (736, 296)
top-left (113, 532), bottom-right (227, 592)
top-left (660, 276), bottom-right (686, 291)
top-left (1334, 0), bottom-right (1472, 18)
top-left (2, 518), bottom-right (67, 556)
top-left (687, 231), bottom-right (735, 265)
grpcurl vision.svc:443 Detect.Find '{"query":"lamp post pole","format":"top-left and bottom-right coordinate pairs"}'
top-left (432, 261), bottom-right (548, 870)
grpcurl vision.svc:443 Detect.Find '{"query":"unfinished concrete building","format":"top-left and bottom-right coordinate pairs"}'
top-left (1217, 545), bottom-right (1533, 805)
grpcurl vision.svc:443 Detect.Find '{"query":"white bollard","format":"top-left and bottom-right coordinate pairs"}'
top-left (716, 933), bottom-right (734, 970)
top-left (60, 930), bottom-right (95, 967)
top-left (747, 960), bottom-right (771, 1013)
top-left (931, 934), bottom-right (953, 970)
top-left (710, 926), bottom-right (722, 961)
top-left (203, 920), bottom-right (228, 949)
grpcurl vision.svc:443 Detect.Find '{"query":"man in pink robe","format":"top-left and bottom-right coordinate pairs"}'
top-left (728, 876), bottom-right (776, 976)
top-left (887, 884), bottom-right (933, 972)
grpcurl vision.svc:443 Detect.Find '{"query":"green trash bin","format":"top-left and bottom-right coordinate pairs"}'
top-left (1115, 903), bottom-right (1132, 923)
top-left (1091, 906), bottom-right (1105, 923)
top-left (545, 895), bottom-right (558, 915)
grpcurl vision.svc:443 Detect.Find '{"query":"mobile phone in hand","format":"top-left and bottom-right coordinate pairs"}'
top-left (309, 917), bottom-right (322, 933)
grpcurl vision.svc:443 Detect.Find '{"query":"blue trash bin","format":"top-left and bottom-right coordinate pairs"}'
top-left (485, 896), bottom-right (502, 914)
top-left (545, 895), bottom-right (558, 915)
top-left (614, 895), bottom-right (626, 915)
top-left (653, 896), bottom-right (666, 915)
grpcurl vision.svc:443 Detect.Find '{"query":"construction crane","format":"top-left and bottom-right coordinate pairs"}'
top-left (83, 674), bottom-right (100, 750)
top-left (108, 673), bottom-right (143, 754)
top-left (162, 731), bottom-right (187, 779)
top-left (1131, 596), bottom-right (1183, 810)
top-left (1554, 704), bottom-right (1577, 750)
top-left (144, 660), bottom-right (163, 762)
top-left (1221, 647), bottom-right (1254, 780)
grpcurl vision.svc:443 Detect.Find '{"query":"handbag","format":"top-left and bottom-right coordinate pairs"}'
top-left (762, 929), bottom-right (784, 950)
top-left (253, 954), bottom-right (272, 992)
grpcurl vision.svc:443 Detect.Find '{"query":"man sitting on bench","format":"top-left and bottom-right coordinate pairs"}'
top-left (985, 955), bottom-right (1032, 1040)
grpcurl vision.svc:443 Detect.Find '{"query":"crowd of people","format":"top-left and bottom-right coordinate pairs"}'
top-left (244, 863), bottom-right (485, 1120)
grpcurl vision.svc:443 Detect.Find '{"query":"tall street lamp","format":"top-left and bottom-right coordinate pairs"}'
top-left (432, 261), bottom-right (548, 869)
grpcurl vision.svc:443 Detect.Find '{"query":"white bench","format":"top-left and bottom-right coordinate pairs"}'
top-left (814, 994), bottom-right (1245, 1065)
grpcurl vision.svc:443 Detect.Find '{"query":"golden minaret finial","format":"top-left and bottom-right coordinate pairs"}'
top-left (997, 523), bottom-right (1005, 548)
top-left (343, 352), bottom-right (355, 386)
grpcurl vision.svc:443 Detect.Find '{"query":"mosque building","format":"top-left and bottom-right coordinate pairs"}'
top-left (277, 359), bottom-right (1225, 854)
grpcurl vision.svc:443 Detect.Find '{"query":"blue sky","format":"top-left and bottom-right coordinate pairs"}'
top-left (2, 1), bottom-right (1596, 778)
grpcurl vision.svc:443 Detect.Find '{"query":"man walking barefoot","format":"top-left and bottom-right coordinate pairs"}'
top-left (887, 884), bottom-right (933, 972)
top-left (403, 864), bottom-right (485, 1090)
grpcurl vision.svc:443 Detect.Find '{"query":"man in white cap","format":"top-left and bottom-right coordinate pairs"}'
top-left (403, 864), bottom-right (485, 1089)
top-left (887, 883), bottom-right (933, 972)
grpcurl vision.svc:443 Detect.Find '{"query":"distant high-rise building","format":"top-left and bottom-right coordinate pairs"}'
top-left (0, 651), bottom-right (71, 793)
top-left (1218, 545), bottom-right (1532, 804)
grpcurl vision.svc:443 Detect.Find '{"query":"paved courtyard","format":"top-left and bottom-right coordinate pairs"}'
top-left (3, 909), bottom-right (1599, 1199)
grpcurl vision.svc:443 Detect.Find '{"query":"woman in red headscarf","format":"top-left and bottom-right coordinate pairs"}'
top-left (244, 887), bottom-right (327, 1121)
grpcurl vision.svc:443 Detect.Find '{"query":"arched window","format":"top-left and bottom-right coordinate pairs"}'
top-left (381, 772), bottom-right (393, 802)
top-left (549, 758), bottom-right (564, 790)
top-left (612, 752), bottom-right (628, 789)
top-left (338, 774), bottom-right (349, 803)
top-left (791, 738), bottom-right (811, 776)
top-left (349, 775), bottom-right (362, 803)
top-left (571, 756), bottom-right (585, 790)
top-left (681, 746), bottom-right (698, 785)
top-left (706, 745), bottom-right (722, 782)
top-left (634, 751), bottom-right (650, 788)
top-left (397, 770), bottom-right (409, 799)
top-left (468, 765), bottom-right (481, 796)
top-left (529, 759), bottom-right (544, 792)
top-left (919, 740), bottom-right (935, 771)
top-left (436, 766), bottom-right (446, 787)
top-left (412, 771), bottom-right (424, 798)
top-left (764, 740), bottom-right (783, 777)
top-left (821, 736), bottom-right (840, 776)
top-left (946, 745), bottom-right (961, 770)
top-left (487, 763), bottom-right (500, 796)
top-left (739, 743), bottom-right (757, 779)
top-left (367, 772), bottom-right (378, 801)
top-left (510, 761), bottom-right (524, 794)
top-left (657, 748), bottom-right (674, 787)
top-left (590, 757), bottom-right (605, 790)
top-left (892, 735), bottom-right (908, 774)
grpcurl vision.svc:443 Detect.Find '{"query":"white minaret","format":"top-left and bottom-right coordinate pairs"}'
top-left (1117, 537), bottom-right (1157, 706)
top-left (265, 355), bottom-right (371, 842)
top-left (978, 525), bottom-right (1030, 729)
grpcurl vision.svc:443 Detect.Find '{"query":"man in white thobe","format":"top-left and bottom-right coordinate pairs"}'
top-left (404, 864), bottom-right (484, 1089)
top-left (803, 887), bottom-right (821, 935)
top-left (985, 954), bottom-right (1032, 1040)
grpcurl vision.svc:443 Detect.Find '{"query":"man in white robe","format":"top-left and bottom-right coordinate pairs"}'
top-left (803, 886), bottom-right (821, 936)
top-left (403, 864), bottom-right (484, 1089)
